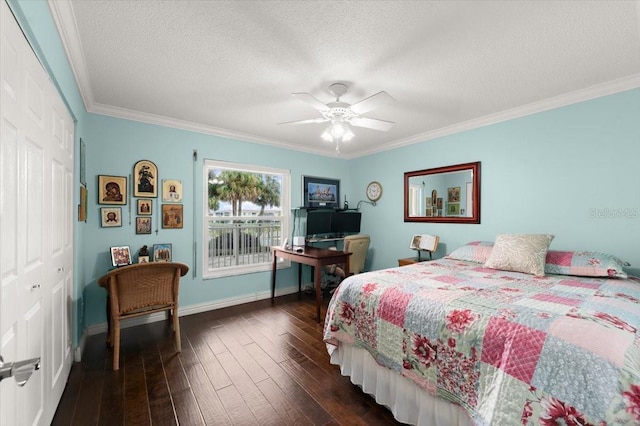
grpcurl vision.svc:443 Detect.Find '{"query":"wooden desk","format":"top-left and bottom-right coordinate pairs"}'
top-left (271, 246), bottom-right (351, 323)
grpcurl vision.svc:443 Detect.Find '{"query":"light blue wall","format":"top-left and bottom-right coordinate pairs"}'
top-left (351, 88), bottom-right (640, 275)
top-left (9, 0), bottom-right (640, 338)
top-left (81, 113), bottom-right (351, 326)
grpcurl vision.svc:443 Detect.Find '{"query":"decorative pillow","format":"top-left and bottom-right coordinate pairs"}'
top-left (483, 234), bottom-right (555, 276)
top-left (445, 241), bottom-right (494, 264)
top-left (545, 250), bottom-right (629, 278)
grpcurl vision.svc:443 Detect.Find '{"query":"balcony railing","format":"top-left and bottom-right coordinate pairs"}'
top-left (207, 220), bottom-right (282, 269)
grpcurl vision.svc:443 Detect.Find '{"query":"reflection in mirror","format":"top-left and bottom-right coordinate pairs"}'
top-left (404, 162), bottom-right (480, 224)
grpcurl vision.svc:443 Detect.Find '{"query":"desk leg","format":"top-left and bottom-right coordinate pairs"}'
top-left (314, 265), bottom-right (322, 323)
top-left (345, 256), bottom-right (350, 280)
top-left (298, 263), bottom-right (302, 297)
top-left (271, 251), bottom-right (277, 301)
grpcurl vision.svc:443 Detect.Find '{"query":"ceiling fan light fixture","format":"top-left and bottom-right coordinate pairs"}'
top-left (330, 120), bottom-right (346, 138)
top-left (281, 83), bottom-right (395, 154)
top-left (322, 121), bottom-right (354, 144)
top-left (321, 128), bottom-right (333, 142)
top-left (342, 124), bottom-right (354, 142)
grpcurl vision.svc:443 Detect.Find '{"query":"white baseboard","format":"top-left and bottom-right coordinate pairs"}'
top-left (85, 285), bottom-right (301, 337)
top-left (74, 328), bottom-right (88, 362)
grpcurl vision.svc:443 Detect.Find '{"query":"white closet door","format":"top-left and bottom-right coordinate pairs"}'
top-left (0, 1), bottom-right (74, 425)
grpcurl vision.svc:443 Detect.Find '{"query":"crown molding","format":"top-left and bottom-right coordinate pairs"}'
top-left (47, 0), bottom-right (93, 110)
top-left (89, 102), bottom-right (340, 158)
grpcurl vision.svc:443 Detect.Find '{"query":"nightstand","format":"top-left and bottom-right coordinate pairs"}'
top-left (398, 257), bottom-right (429, 267)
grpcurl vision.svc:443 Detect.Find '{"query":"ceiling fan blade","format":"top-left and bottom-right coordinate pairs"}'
top-left (349, 91), bottom-right (394, 115)
top-left (350, 117), bottom-right (395, 132)
top-left (278, 117), bottom-right (329, 126)
top-left (292, 93), bottom-right (330, 112)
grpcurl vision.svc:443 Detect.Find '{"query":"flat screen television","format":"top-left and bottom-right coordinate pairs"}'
top-left (331, 212), bottom-right (361, 235)
top-left (306, 210), bottom-right (333, 236)
top-left (303, 176), bottom-right (340, 209)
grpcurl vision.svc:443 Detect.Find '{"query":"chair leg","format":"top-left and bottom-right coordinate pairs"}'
top-left (107, 314), bottom-right (114, 347)
top-left (113, 320), bottom-right (121, 371)
top-left (173, 309), bottom-right (181, 352)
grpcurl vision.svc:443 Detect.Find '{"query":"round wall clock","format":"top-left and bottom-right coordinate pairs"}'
top-left (366, 181), bottom-right (383, 202)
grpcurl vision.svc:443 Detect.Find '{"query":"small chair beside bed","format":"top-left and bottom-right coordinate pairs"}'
top-left (323, 234), bottom-right (639, 425)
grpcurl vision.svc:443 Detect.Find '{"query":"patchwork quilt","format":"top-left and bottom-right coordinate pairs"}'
top-left (323, 259), bottom-right (640, 425)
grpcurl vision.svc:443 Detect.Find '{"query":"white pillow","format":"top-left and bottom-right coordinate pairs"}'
top-left (484, 234), bottom-right (555, 276)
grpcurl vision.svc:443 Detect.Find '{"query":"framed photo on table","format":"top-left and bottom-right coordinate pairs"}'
top-left (153, 243), bottom-right (172, 262)
top-left (110, 246), bottom-right (131, 267)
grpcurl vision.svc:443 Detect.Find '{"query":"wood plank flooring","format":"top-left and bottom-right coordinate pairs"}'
top-left (52, 292), bottom-right (405, 425)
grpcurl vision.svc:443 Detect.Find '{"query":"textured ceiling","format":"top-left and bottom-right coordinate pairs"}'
top-left (49, 1), bottom-right (640, 158)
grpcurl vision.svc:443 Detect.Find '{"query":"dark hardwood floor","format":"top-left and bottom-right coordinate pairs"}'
top-left (52, 291), bottom-right (404, 425)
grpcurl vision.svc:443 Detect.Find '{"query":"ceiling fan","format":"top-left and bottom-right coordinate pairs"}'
top-left (279, 83), bottom-right (395, 154)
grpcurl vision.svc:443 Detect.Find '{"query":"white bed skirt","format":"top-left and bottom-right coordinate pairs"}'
top-left (329, 344), bottom-right (473, 426)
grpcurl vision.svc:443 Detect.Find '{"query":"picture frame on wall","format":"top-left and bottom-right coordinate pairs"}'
top-left (137, 199), bottom-right (152, 215)
top-left (100, 207), bottom-right (122, 227)
top-left (447, 187), bottom-right (461, 202)
top-left (79, 138), bottom-right (86, 186)
top-left (110, 246), bottom-right (131, 267)
top-left (448, 203), bottom-right (460, 215)
top-left (135, 217), bottom-right (152, 234)
top-left (78, 185), bottom-right (87, 222)
top-left (133, 159), bottom-right (158, 197)
top-left (162, 204), bottom-right (183, 229)
top-left (302, 175), bottom-right (340, 209)
top-left (162, 179), bottom-right (183, 202)
top-left (153, 243), bottom-right (172, 262)
top-left (98, 175), bottom-right (127, 205)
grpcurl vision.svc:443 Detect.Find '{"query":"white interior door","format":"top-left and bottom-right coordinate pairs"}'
top-left (1, 1), bottom-right (74, 425)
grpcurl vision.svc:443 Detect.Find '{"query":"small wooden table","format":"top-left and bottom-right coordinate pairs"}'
top-left (398, 257), bottom-right (429, 266)
top-left (272, 246), bottom-right (351, 322)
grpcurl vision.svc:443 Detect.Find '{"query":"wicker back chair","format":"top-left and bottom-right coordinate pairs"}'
top-left (98, 262), bottom-right (189, 370)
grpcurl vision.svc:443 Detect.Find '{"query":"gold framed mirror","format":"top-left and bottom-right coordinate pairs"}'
top-left (404, 161), bottom-right (481, 223)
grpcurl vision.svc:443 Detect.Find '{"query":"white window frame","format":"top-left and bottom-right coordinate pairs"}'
top-left (202, 159), bottom-right (291, 278)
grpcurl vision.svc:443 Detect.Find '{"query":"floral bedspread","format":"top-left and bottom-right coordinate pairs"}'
top-left (323, 259), bottom-right (640, 425)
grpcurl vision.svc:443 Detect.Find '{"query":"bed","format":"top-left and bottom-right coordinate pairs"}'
top-left (323, 238), bottom-right (640, 425)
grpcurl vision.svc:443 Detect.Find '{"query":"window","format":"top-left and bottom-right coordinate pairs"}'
top-left (203, 160), bottom-right (290, 278)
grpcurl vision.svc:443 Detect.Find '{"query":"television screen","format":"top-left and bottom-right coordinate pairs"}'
top-left (331, 212), bottom-right (361, 235)
top-left (303, 176), bottom-right (340, 209)
top-left (306, 211), bottom-right (333, 236)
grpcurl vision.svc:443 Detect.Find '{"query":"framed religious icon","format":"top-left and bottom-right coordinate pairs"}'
top-left (135, 216), bottom-right (152, 234)
top-left (78, 185), bottom-right (87, 222)
top-left (137, 199), bottom-right (152, 215)
top-left (162, 204), bottom-right (183, 229)
top-left (133, 160), bottom-right (158, 197)
top-left (447, 187), bottom-right (461, 203)
top-left (98, 175), bottom-right (127, 205)
top-left (162, 179), bottom-right (183, 202)
top-left (100, 207), bottom-right (122, 227)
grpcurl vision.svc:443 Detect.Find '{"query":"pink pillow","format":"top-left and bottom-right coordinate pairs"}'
top-left (445, 241), bottom-right (494, 264)
top-left (545, 251), bottom-right (629, 278)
